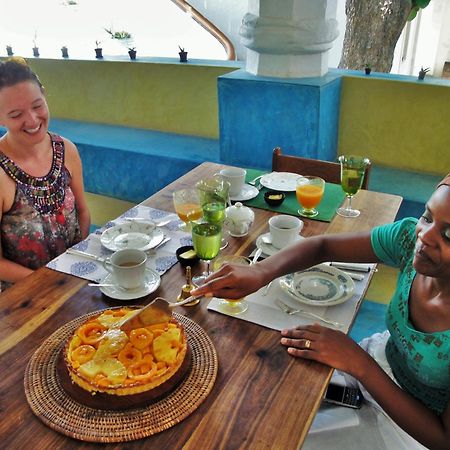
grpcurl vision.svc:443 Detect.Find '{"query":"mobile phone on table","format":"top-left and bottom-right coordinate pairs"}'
top-left (323, 383), bottom-right (363, 409)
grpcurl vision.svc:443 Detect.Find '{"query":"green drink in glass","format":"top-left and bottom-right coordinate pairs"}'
top-left (191, 222), bottom-right (222, 285)
top-left (337, 155), bottom-right (370, 218)
top-left (202, 202), bottom-right (226, 224)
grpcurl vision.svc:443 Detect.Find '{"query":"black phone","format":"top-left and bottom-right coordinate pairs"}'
top-left (324, 383), bottom-right (363, 409)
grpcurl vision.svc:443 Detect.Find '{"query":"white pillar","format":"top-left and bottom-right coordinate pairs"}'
top-left (240, 0), bottom-right (339, 78)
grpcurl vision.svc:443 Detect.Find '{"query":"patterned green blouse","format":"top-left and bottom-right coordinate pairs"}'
top-left (371, 218), bottom-right (450, 415)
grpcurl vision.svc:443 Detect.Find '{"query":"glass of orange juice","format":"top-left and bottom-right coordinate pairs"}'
top-left (212, 255), bottom-right (251, 315)
top-left (173, 188), bottom-right (203, 231)
top-left (296, 176), bottom-right (325, 218)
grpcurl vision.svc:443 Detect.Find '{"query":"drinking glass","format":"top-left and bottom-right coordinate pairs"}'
top-left (173, 188), bottom-right (203, 231)
top-left (196, 176), bottom-right (230, 249)
top-left (296, 176), bottom-right (325, 218)
top-left (337, 155), bottom-right (370, 218)
top-left (212, 255), bottom-right (251, 315)
top-left (191, 222), bottom-right (222, 285)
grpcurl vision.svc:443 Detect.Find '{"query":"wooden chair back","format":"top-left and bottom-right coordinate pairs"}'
top-left (271, 147), bottom-right (371, 189)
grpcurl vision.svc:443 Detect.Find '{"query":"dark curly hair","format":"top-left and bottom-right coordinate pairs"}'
top-left (0, 57), bottom-right (43, 91)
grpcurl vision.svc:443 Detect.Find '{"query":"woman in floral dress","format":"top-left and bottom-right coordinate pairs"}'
top-left (0, 58), bottom-right (90, 289)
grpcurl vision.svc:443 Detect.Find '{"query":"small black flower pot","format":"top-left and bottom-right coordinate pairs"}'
top-left (61, 48), bottom-right (69, 58)
top-left (365, 67), bottom-right (371, 75)
top-left (6, 46), bottom-right (13, 56)
top-left (128, 49), bottom-right (137, 60)
top-left (179, 51), bottom-right (188, 63)
top-left (418, 73), bottom-right (426, 80)
top-left (32, 47), bottom-right (40, 57)
top-left (95, 48), bottom-right (103, 59)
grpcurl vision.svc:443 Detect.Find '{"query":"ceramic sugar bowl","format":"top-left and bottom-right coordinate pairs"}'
top-left (225, 202), bottom-right (254, 237)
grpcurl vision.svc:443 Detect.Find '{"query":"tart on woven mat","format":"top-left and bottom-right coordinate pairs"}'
top-left (59, 307), bottom-right (190, 410)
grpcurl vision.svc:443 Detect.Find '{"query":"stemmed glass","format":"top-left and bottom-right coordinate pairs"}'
top-left (296, 176), bottom-right (325, 218)
top-left (337, 155), bottom-right (370, 218)
top-left (212, 255), bottom-right (251, 315)
top-left (173, 188), bottom-right (203, 231)
top-left (191, 221), bottom-right (223, 286)
top-left (196, 176), bottom-right (230, 250)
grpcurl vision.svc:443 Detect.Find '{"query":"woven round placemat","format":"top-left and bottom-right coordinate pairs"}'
top-left (24, 310), bottom-right (218, 443)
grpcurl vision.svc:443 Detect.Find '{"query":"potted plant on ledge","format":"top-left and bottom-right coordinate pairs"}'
top-left (32, 32), bottom-right (39, 57)
top-left (95, 40), bottom-right (103, 59)
top-left (178, 46), bottom-right (188, 62)
top-left (6, 45), bottom-right (13, 56)
top-left (128, 47), bottom-right (137, 60)
top-left (61, 46), bottom-right (69, 58)
top-left (364, 63), bottom-right (371, 75)
top-left (418, 67), bottom-right (430, 80)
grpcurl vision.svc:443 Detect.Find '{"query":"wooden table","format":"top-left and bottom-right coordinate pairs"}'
top-left (0, 162), bottom-right (402, 449)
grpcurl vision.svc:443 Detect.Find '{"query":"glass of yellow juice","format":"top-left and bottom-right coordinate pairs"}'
top-left (337, 155), bottom-right (370, 218)
top-left (212, 254), bottom-right (251, 315)
top-left (296, 176), bottom-right (325, 218)
top-left (173, 188), bottom-right (203, 230)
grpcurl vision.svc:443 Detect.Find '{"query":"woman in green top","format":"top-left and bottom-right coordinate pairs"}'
top-left (193, 175), bottom-right (450, 449)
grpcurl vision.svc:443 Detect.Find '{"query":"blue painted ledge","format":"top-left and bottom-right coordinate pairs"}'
top-left (1, 120), bottom-right (220, 203)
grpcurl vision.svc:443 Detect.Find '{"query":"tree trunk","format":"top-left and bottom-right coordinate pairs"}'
top-left (339, 0), bottom-right (412, 72)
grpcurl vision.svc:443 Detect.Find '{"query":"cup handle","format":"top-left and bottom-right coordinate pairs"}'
top-left (103, 258), bottom-right (113, 274)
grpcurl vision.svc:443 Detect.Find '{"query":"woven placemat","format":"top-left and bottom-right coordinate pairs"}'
top-left (24, 310), bottom-right (218, 443)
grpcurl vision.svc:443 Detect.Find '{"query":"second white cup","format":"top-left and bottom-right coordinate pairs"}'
top-left (269, 215), bottom-right (303, 249)
top-left (219, 167), bottom-right (246, 197)
top-left (103, 248), bottom-right (147, 289)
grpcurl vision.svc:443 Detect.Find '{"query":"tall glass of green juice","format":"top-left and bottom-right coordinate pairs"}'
top-left (191, 222), bottom-right (222, 285)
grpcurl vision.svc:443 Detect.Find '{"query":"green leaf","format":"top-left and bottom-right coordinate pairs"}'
top-left (407, 7), bottom-right (419, 21)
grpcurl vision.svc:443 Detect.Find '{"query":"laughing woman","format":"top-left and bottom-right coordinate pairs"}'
top-left (193, 175), bottom-right (450, 449)
top-left (0, 58), bottom-right (90, 290)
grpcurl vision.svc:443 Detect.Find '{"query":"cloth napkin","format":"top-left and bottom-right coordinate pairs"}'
top-left (243, 168), bottom-right (346, 223)
top-left (207, 268), bottom-right (370, 333)
top-left (47, 205), bottom-right (191, 283)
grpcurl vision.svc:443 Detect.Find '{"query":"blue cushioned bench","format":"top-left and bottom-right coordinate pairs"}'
top-left (369, 166), bottom-right (442, 220)
top-left (0, 120), bottom-right (220, 203)
top-left (48, 119), bottom-right (220, 203)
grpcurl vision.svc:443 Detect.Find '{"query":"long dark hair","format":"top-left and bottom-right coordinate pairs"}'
top-left (0, 57), bottom-right (44, 92)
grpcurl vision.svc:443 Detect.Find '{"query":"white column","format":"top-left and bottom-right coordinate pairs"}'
top-left (240, 0), bottom-right (339, 78)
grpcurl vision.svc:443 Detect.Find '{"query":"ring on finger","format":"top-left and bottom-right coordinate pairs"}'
top-left (304, 339), bottom-right (312, 349)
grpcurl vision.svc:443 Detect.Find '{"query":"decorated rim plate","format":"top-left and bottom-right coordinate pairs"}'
top-left (100, 221), bottom-right (164, 251)
top-left (260, 172), bottom-right (302, 192)
top-left (279, 264), bottom-right (355, 306)
top-left (256, 232), bottom-right (303, 256)
top-left (230, 183), bottom-right (259, 202)
top-left (99, 268), bottom-right (161, 300)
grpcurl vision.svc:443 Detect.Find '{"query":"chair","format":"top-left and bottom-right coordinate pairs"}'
top-left (271, 147), bottom-right (371, 189)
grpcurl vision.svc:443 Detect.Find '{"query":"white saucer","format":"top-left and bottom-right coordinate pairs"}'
top-left (100, 221), bottom-right (164, 252)
top-left (260, 172), bottom-right (302, 192)
top-left (279, 264), bottom-right (355, 307)
top-left (99, 268), bottom-right (161, 300)
top-left (230, 184), bottom-right (259, 202)
top-left (256, 232), bottom-right (303, 256)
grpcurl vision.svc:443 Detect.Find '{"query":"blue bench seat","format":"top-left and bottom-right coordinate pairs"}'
top-left (48, 119), bottom-right (220, 203)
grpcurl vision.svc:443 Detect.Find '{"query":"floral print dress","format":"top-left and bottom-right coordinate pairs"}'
top-left (0, 133), bottom-right (81, 287)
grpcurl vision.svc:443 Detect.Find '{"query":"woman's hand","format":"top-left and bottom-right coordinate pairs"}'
top-left (280, 324), bottom-right (371, 379)
top-left (191, 263), bottom-right (267, 299)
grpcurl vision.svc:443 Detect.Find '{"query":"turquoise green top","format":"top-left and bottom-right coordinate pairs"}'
top-left (371, 218), bottom-right (450, 415)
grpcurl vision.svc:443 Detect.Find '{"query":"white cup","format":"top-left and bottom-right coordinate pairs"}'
top-left (269, 215), bottom-right (303, 249)
top-left (219, 168), bottom-right (246, 197)
top-left (103, 249), bottom-right (147, 289)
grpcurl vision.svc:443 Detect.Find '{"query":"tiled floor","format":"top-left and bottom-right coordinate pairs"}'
top-left (85, 192), bottom-right (396, 342)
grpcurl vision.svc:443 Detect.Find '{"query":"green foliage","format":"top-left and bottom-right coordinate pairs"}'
top-left (408, 0), bottom-right (432, 21)
top-left (104, 28), bottom-right (132, 40)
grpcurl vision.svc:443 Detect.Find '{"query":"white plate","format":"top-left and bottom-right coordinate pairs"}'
top-left (256, 232), bottom-right (303, 256)
top-left (99, 268), bottom-right (161, 300)
top-left (230, 184), bottom-right (259, 202)
top-left (279, 264), bottom-right (355, 307)
top-left (100, 221), bottom-right (164, 251)
top-left (260, 172), bottom-right (302, 192)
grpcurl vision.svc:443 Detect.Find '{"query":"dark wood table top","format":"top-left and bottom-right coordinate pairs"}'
top-left (0, 162), bottom-right (402, 449)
